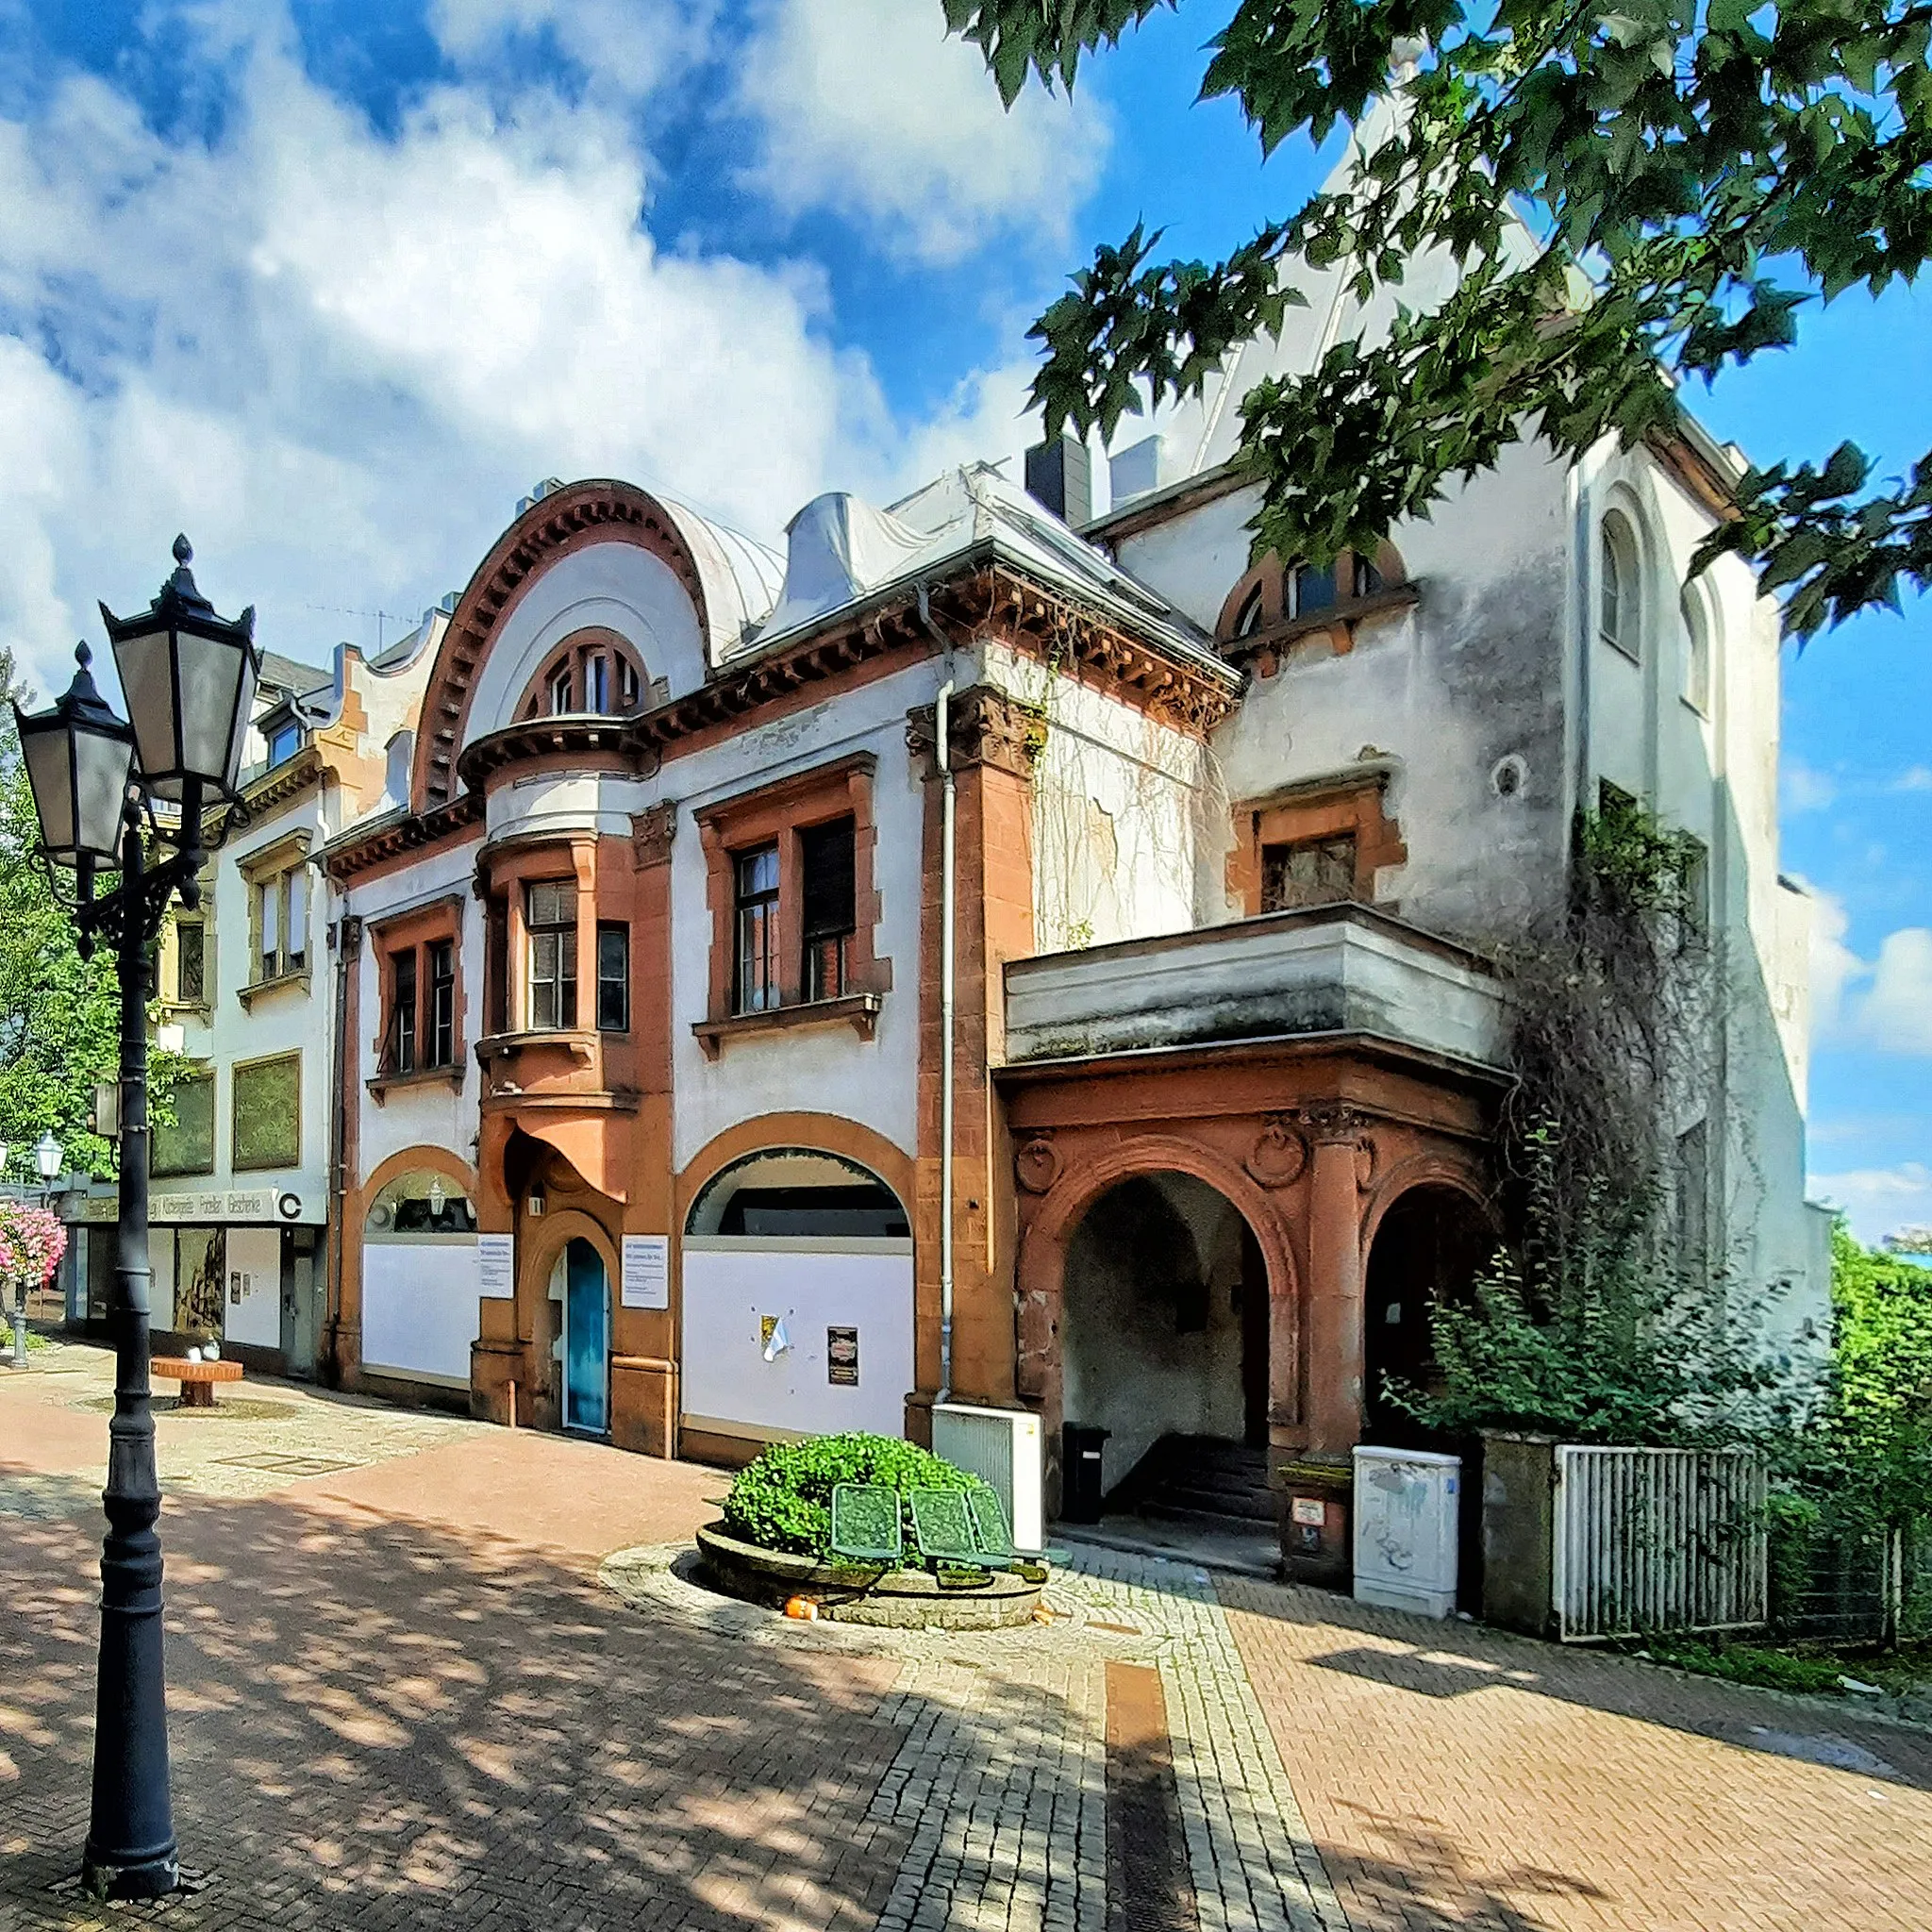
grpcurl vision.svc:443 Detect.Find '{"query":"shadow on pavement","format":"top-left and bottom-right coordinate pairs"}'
top-left (1218, 1574), bottom-right (1932, 1792)
top-left (0, 1485), bottom-right (951, 1930)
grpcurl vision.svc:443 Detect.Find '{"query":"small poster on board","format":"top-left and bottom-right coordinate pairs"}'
top-left (827, 1325), bottom-right (858, 1386)
top-left (620, 1235), bottom-right (670, 1310)
top-left (477, 1234), bottom-right (514, 1300)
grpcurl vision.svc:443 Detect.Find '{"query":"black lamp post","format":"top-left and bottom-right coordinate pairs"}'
top-left (13, 536), bottom-right (258, 1902)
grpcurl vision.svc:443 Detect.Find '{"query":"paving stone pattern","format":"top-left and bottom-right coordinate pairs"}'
top-left (6, 1351), bottom-right (1931, 1932)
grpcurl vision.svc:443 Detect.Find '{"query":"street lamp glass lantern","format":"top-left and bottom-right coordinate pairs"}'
top-left (37, 1131), bottom-right (63, 1182)
top-left (12, 644), bottom-right (138, 869)
top-left (100, 536), bottom-right (259, 804)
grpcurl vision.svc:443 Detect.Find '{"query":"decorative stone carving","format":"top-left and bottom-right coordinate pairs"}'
top-left (1293, 1101), bottom-right (1367, 1146)
top-left (1015, 1137), bottom-right (1060, 1194)
top-left (1355, 1137), bottom-right (1377, 1191)
top-left (907, 685), bottom-right (1047, 783)
top-left (631, 801), bottom-right (677, 867)
top-left (1245, 1118), bottom-right (1307, 1188)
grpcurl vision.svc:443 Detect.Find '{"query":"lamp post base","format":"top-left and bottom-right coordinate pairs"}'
top-left (81, 1841), bottom-right (179, 1903)
top-left (9, 1310), bottom-right (26, 1369)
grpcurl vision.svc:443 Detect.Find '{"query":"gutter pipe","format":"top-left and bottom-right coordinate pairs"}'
top-left (915, 583), bottom-right (957, 1407)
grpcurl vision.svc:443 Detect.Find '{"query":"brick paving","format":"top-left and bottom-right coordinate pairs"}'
top-left (5, 1345), bottom-right (1931, 1931)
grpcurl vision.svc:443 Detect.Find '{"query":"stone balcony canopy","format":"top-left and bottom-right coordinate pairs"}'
top-left (1001, 903), bottom-right (1507, 1074)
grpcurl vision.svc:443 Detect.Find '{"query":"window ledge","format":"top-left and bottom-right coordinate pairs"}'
top-left (475, 1028), bottom-right (599, 1067)
top-left (1224, 583), bottom-right (1421, 667)
top-left (692, 991), bottom-right (882, 1060)
top-left (367, 1061), bottom-right (467, 1105)
top-left (238, 969), bottom-right (311, 1009)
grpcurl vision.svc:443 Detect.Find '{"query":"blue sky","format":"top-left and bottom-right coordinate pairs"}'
top-left (1, 0), bottom-right (1926, 1243)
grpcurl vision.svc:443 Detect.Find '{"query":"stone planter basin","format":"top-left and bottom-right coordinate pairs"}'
top-left (694, 1522), bottom-right (1043, 1630)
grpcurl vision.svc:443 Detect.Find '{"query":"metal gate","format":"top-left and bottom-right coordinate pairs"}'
top-left (1552, 1445), bottom-right (1767, 1641)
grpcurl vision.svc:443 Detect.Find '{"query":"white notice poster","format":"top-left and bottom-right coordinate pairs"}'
top-left (621, 1235), bottom-right (671, 1310)
top-left (477, 1234), bottom-right (515, 1300)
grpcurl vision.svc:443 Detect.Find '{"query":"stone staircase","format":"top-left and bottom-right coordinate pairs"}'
top-left (1113, 1433), bottom-right (1275, 1540)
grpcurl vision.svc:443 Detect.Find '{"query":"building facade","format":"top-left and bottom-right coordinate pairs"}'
top-left (307, 417), bottom-right (1824, 1575)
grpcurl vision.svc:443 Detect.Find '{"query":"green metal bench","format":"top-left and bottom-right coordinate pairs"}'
top-left (966, 1485), bottom-right (1071, 1581)
top-left (908, 1488), bottom-right (996, 1588)
top-left (828, 1483), bottom-right (904, 1571)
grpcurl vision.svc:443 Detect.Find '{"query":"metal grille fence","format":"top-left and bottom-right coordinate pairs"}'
top-left (1553, 1446), bottom-right (1767, 1641)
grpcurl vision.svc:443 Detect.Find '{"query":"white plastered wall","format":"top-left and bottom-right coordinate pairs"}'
top-left (1575, 438), bottom-right (1823, 1346)
top-left (344, 838), bottom-right (487, 1184)
top-left (667, 660), bottom-right (941, 1174)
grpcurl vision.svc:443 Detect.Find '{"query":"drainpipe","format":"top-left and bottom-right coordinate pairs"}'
top-left (916, 583), bottom-right (957, 1407)
top-left (324, 895), bottom-right (353, 1390)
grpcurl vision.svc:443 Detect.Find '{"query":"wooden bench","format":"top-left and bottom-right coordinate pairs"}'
top-left (151, 1357), bottom-right (244, 1408)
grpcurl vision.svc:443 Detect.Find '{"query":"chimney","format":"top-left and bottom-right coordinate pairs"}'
top-left (1024, 432), bottom-right (1092, 527)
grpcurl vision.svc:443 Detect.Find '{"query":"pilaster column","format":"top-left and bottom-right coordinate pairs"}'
top-left (1298, 1102), bottom-right (1369, 1457)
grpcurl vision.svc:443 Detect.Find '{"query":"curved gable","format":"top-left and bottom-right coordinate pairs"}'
top-left (412, 481), bottom-right (714, 811)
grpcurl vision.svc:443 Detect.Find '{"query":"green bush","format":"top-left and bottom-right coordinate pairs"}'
top-left (722, 1432), bottom-right (976, 1557)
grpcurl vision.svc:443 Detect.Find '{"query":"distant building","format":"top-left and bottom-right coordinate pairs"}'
top-left (63, 619), bottom-right (443, 1378)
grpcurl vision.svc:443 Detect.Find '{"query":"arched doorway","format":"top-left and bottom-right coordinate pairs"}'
top-left (556, 1237), bottom-right (609, 1435)
top-left (1362, 1183), bottom-right (1494, 1446)
top-left (680, 1147), bottom-right (913, 1456)
top-left (1059, 1171), bottom-right (1272, 1531)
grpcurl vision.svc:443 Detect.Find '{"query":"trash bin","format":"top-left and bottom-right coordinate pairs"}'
top-left (1060, 1423), bottom-right (1110, 1524)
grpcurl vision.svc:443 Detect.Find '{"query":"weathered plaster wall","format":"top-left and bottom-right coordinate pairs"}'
top-left (981, 640), bottom-right (1214, 950)
top-left (1126, 446), bottom-right (1575, 946)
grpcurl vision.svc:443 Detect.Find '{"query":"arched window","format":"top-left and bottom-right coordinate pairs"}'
top-left (1600, 510), bottom-right (1641, 658)
top-left (1215, 541), bottom-right (1406, 648)
top-left (518, 631), bottom-right (647, 722)
top-left (1680, 589), bottom-right (1711, 715)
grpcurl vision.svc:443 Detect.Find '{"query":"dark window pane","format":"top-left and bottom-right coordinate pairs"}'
top-left (487, 900), bottom-right (508, 1036)
top-left (390, 950), bottom-right (418, 1073)
top-left (597, 923), bottom-right (629, 1032)
top-left (733, 842), bottom-right (780, 1014)
top-left (175, 923), bottom-right (205, 1003)
top-left (801, 818), bottom-right (856, 940)
top-left (429, 939), bottom-right (456, 1066)
top-left (1290, 562), bottom-right (1336, 617)
top-left (1261, 835), bottom-right (1358, 911)
top-left (1352, 554), bottom-right (1385, 598)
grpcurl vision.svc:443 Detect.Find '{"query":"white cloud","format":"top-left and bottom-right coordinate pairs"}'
top-left (1781, 757), bottom-right (1837, 814)
top-left (1893, 764), bottom-right (1932, 793)
top-left (1809, 1160), bottom-right (1932, 1251)
top-left (430, 0), bottom-right (714, 101)
top-left (738, 0), bottom-right (1108, 265)
top-left (1859, 927), bottom-right (1932, 1054)
top-left (0, 7), bottom-right (1032, 694)
top-left (1804, 885), bottom-right (1863, 1039)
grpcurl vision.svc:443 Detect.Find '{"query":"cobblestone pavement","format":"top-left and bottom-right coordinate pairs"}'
top-left (6, 1347), bottom-right (1932, 1931)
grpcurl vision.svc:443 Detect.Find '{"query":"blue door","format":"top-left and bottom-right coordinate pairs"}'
top-left (563, 1239), bottom-right (608, 1434)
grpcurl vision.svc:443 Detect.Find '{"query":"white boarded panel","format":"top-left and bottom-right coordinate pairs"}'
top-left (149, 1230), bottom-right (176, 1333)
top-left (224, 1226), bottom-right (282, 1350)
top-left (681, 1241), bottom-right (913, 1441)
top-left (362, 1239), bottom-right (478, 1385)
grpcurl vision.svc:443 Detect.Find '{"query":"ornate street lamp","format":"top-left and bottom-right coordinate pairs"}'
top-left (13, 536), bottom-right (257, 1902)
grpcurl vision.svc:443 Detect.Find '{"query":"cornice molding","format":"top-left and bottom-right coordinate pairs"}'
top-left (906, 684), bottom-right (1046, 783)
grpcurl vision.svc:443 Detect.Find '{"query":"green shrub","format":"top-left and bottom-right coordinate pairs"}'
top-left (722, 1432), bottom-right (976, 1557)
